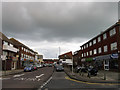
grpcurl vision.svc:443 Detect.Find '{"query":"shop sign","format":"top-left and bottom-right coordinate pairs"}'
top-left (95, 54), bottom-right (111, 60)
top-left (12, 57), bottom-right (18, 61)
top-left (111, 53), bottom-right (118, 59)
top-left (85, 58), bottom-right (93, 62)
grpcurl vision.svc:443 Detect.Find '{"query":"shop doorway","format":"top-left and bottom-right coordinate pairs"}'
top-left (12, 62), bottom-right (17, 70)
top-left (104, 59), bottom-right (109, 70)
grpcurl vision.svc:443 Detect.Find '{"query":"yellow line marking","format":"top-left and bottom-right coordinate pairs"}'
top-left (65, 76), bottom-right (120, 85)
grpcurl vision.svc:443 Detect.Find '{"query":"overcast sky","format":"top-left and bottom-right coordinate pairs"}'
top-left (2, 2), bottom-right (118, 59)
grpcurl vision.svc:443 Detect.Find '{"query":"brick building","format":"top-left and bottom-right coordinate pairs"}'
top-left (80, 21), bottom-right (120, 71)
top-left (10, 38), bottom-right (36, 68)
top-left (73, 50), bottom-right (82, 67)
top-left (59, 51), bottom-right (73, 66)
top-left (0, 32), bottom-right (19, 70)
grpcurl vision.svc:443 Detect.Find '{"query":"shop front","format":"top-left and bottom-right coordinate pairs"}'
top-left (12, 57), bottom-right (18, 70)
top-left (94, 54), bottom-right (119, 71)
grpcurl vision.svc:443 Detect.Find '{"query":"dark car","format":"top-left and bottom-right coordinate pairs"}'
top-left (24, 65), bottom-right (34, 72)
top-left (55, 65), bottom-right (64, 71)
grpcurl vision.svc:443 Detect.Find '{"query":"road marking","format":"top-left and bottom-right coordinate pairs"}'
top-left (13, 74), bottom-right (24, 78)
top-left (65, 76), bottom-right (120, 85)
top-left (36, 74), bottom-right (44, 79)
top-left (40, 76), bottom-right (52, 89)
top-left (0, 78), bottom-right (10, 80)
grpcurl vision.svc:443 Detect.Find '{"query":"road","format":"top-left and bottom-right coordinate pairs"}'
top-left (1, 67), bottom-right (120, 90)
top-left (41, 71), bottom-right (119, 90)
top-left (2, 67), bottom-right (54, 90)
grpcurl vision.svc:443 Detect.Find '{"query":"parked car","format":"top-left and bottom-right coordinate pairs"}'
top-left (37, 64), bottom-right (43, 68)
top-left (33, 64), bottom-right (37, 70)
top-left (48, 64), bottom-right (53, 67)
top-left (55, 65), bottom-right (64, 71)
top-left (24, 65), bottom-right (34, 72)
top-left (43, 64), bottom-right (47, 67)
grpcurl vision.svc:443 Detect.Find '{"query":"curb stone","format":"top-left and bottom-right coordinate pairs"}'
top-left (64, 70), bottom-right (120, 84)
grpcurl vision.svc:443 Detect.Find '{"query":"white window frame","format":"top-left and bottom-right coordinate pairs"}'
top-left (111, 42), bottom-right (117, 50)
top-left (98, 36), bottom-right (101, 42)
top-left (98, 47), bottom-right (102, 53)
top-left (94, 49), bottom-right (97, 55)
top-left (110, 28), bottom-right (116, 36)
top-left (103, 33), bottom-right (107, 40)
top-left (104, 45), bottom-right (108, 52)
top-left (93, 39), bottom-right (96, 45)
top-left (90, 50), bottom-right (92, 55)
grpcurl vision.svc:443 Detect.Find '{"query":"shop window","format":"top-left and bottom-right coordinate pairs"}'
top-left (104, 45), bottom-right (108, 52)
top-left (110, 28), bottom-right (116, 36)
top-left (111, 42), bottom-right (117, 50)
top-left (103, 33), bottom-right (107, 40)
top-left (3, 51), bottom-right (8, 56)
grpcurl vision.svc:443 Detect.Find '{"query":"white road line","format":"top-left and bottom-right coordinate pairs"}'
top-left (13, 74), bottom-right (24, 78)
top-left (40, 76), bottom-right (52, 89)
top-left (0, 78), bottom-right (10, 80)
top-left (36, 74), bottom-right (44, 79)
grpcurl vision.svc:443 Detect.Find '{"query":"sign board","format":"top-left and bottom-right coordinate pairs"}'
top-left (111, 54), bottom-right (118, 59)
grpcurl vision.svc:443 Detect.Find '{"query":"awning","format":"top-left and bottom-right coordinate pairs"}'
top-left (95, 54), bottom-right (111, 60)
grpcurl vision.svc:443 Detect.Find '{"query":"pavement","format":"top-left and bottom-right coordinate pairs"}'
top-left (64, 67), bottom-right (120, 84)
top-left (0, 69), bottom-right (24, 77)
top-left (41, 70), bottom-right (119, 90)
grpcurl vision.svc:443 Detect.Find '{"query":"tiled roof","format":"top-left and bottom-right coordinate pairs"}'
top-left (59, 51), bottom-right (72, 59)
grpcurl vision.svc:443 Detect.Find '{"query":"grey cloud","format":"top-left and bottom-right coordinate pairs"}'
top-left (2, 2), bottom-right (118, 42)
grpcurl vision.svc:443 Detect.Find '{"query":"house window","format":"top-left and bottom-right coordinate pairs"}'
top-left (10, 44), bottom-right (13, 47)
top-left (90, 50), bottom-right (92, 55)
top-left (89, 42), bottom-right (92, 47)
top-left (87, 52), bottom-right (89, 56)
top-left (94, 49), bottom-right (97, 54)
top-left (98, 36), bottom-right (101, 42)
top-left (98, 47), bottom-right (102, 53)
top-left (110, 28), bottom-right (116, 36)
top-left (104, 45), bottom-right (108, 52)
top-left (84, 45), bottom-right (86, 49)
top-left (84, 53), bottom-right (86, 57)
top-left (93, 39), bottom-right (96, 44)
top-left (82, 53), bottom-right (83, 57)
top-left (111, 42), bottom-right (117, 50)
top-left (103, 33), bottom-right (107, 40)
top-left (86, 44), bottom-right (88, 48)
top-left (3, 51), bottom-right (8, 56)
top-left (3, 41), bottom-right (8, 45)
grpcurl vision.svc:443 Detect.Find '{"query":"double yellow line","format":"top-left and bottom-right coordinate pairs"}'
top-left (65, 76), bottom-right (120, 85)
